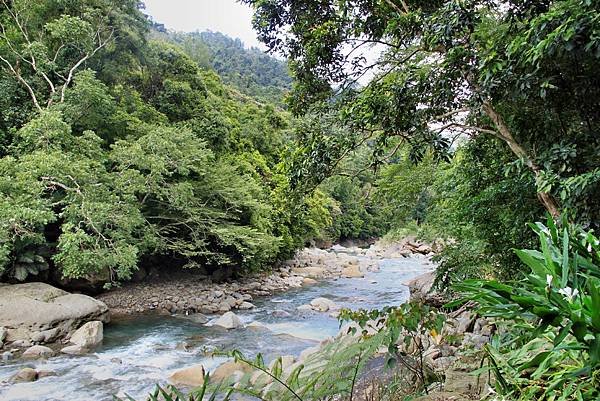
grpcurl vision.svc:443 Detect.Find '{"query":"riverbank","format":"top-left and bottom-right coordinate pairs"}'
top-left (0, 240), bottom-right (434, 401)
top-left (96, 238), bottom-right (434, 317)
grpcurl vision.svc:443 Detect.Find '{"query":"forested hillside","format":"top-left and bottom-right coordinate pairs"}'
top-left (0, 0), bottom-right (326, 287)
top-left (154, 29), bottom-right (292, 104)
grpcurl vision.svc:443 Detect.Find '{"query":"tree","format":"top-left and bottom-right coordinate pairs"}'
top-left (241, 0), bottom-right (600, 224)
top-left (0, 0), bottom-right (146, 111)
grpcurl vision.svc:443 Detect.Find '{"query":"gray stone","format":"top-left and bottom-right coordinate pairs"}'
top-left (213, 311), bottom-right (243, 329)
top-left (462, 333), bottom-right (489, 349)
top-left (271, 310), bottom-right (292, 318)
top-left (61, 344), bottom-right (88, 355)
top-left (30, 328), bottom-right (60, 343)
top-left (237, 301), bottom-right (255, 310)
top-left (37, 370), bottom-right (57, 379)
top-left (0, 282), bottom-right (109, 344)
top-left (296, 304), bottom-right (313, 313)
top-left (22, 345), bottom-right (55, 359)
top-left (10, 367), bottom-right (38, 383)
top-left (310, 297), bottom-right (337, 312)
top-left (11, 339), bottom-right (32, 347)
top-left (69, 321), bottom-right (103, 348)
top-left (2, 351), bottom-right (14, 361)
top-left (0, 326), bottom-right (6, 342)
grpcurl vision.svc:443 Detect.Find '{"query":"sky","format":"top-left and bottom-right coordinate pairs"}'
top-left (142, 0), bottom-right (264, 49)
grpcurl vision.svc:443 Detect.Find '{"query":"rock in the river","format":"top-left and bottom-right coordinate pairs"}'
top-left (341, 264), bottom-right (364, 278)
top-left (169, 364), bottom-right (206, 387)
top-left (213, 312), bottom-right (243, 329)
top-left (69, 321), bottom-right (103, 348)
top-left (237, 301), bottom-right (255, 310)
top-left (291, 266), bottom-right (327, 279)
top-left (10, 367), bottom-right (38, 383)
top-left (22, 345), bottom-right (55, 359)
top-left (2, 350), bottom-right (14, 361)
top-left (247, 321), bottom-right (268, 331)
top-left (60, 344), bottom-right (88, 355)
top-left (0, 283), bottom-right (109, 344)
top-left (296, 304), bottom-right (313, 313)
top-left (302, 277), bottom-right (318, 285)
top-left (310, 297), bottom-right (337, 312)
top-left (211, 360), bottom-right (252, 382)
top-left (0, 326), bottom-right (6, 347)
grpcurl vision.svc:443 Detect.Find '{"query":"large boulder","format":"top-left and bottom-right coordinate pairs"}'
top-left (69, 321), bottom-right (103, 348)
top-left (405, 272), bottom-right (445, 306)
top-left (213, 312), bottom-right (243, 329)
top-left (0, 282), bottom-right (109, 344)
top-left (169, 364), bottom-right (206, 387)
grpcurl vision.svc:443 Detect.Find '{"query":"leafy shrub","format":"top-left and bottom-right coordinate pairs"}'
top-left (455, 220), bottom-right (600, 400)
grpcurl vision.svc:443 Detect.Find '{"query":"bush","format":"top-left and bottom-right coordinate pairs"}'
top-left (455, 219), bottom-right (600, 400)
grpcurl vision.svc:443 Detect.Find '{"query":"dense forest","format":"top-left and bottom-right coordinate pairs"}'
top-left (0, 0), bottom-right (331, 287)
top-left (158, 30), bottom-right (292, 105)
top-left (1, 0), bottom-right (599, 400)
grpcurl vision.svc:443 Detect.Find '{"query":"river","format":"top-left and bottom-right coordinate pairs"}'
top-left (0, 249), bottom-right (432, 401)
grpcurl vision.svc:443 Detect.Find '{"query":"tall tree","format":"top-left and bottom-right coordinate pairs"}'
top-left (242, 0), bottom-right (600, 223)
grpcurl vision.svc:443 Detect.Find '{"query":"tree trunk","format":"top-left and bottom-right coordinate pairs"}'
top-left (481, 101), bottom-right (561, 218)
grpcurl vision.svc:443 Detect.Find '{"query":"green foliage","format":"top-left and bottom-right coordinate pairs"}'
top-left (158, 30), bottom-right (292, 105)
top-left (427, 136), bottom-right (545, 283)
top-left (0, 1), bottom-right (335, 284)
top-left (116, 372), bottom-right (232, 401)
top-left (152, 302), bottom-right (446, 401)
top-left (454, 220), bottom-right (600, 400)
top-left (239, 0), bottom-right (598, 296)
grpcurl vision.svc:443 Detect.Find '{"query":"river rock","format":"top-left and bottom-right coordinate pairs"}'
top-left (2, 350), bottom-right (14, 361)
top-left (10, 367), bottom-right (38, 383)
top-left (237, 301), bottom-right (255, 310)
top-left (291, 266), bottom-right (327, 279)
top-left (61, 344), bottom-right (88, 355)
top-left (405, 272), bottom-right (445, 306)
top-left (30, 328), bottom-right (60, 344)
top-left (0, 326), bottom-right (6, 347)
top-left (37, 370), bottom-right (57, 379)
top-left (213, 312), bottom-right (243, 329)
top-left (268, 355), bottom-right (295, 371)
top-left (22, 345), bottom-right (55, 359)
top-left (271, 309), bottom-right (292, 318)
top-left (310, 297), bottom-right (337, 312)
top-left (0, 283), bottom-right (109, 344)
top-left (69, 321), bottom-right (103, 348)
top-left (341, 264), bottom-right (364, 278)
top-left (296, 304), bottom-right (313, 313)
top-left (302, 277), bottom-right (318, 285)
top-left (298, 345), bottom-right (320, 362)
top-left (169, 364), bottom-right (206, 387)
top-left (247, 321), bottom-right (268, 330)
top-left (11, 339), bottom-right (32, 347)
top-left (211, 360), bottom-right (252, 382)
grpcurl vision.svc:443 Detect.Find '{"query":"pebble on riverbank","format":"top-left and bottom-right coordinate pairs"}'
top-left (94, 240), bottom-right (433, 318)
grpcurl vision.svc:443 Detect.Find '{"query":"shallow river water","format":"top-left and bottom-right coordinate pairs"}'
top-left (0, 251), bottom-right (432, 401)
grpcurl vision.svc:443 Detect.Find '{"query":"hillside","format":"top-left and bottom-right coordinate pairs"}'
top-left (153, 27), bottom-right (292, 105)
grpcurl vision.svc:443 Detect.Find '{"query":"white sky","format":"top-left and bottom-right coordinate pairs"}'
top-left (141, 0), bottom-right (264, 49)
